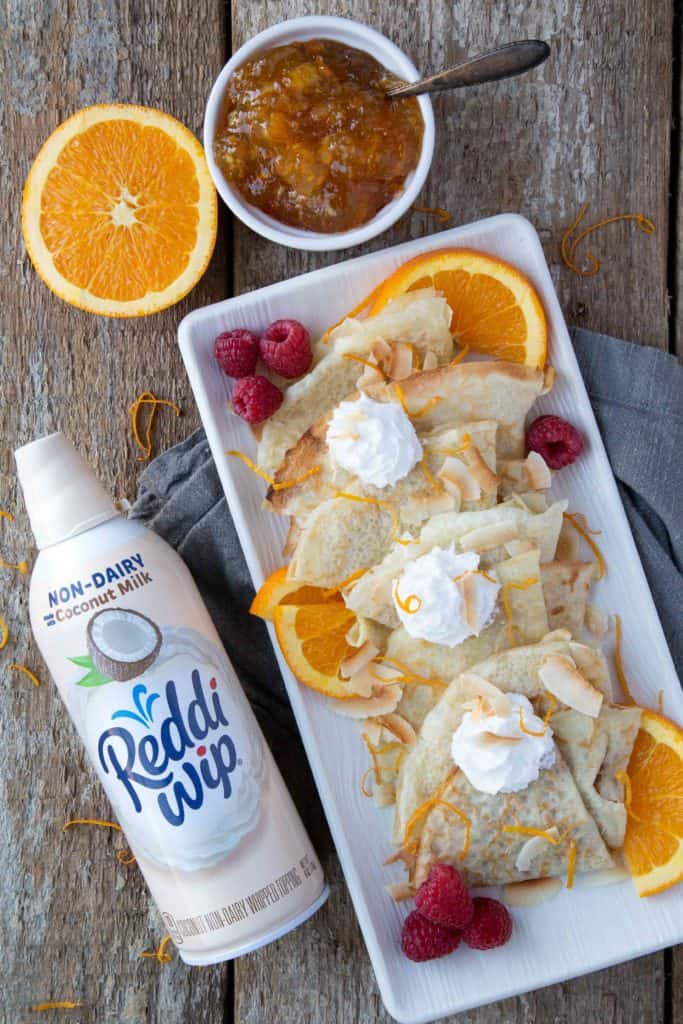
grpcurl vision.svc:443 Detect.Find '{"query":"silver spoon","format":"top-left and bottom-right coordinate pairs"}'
top-left (385, 40), bottom-right (550, 98)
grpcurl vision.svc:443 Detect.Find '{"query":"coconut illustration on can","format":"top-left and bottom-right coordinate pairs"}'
top-left (87, 607), bottom-right (162, 681)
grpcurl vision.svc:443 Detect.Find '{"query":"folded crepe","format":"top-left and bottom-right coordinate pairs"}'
top-left (258, 290), bottom-right (454, 475)
top-left (393, 638), bottom-right (640, 887)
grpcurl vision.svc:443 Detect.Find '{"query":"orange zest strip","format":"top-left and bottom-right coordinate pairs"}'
top-left (226, 450), bottom-right (321, 492)
top-left (116, 848), bottom-right (137, 865)
top-left (63, 818), bottom-right (122, 833)
top-left (31, 1002), bottom-right (82, 1012)
top-left (8, 663), bottom-right (41, 687)
top-left (370, 656), bottom-right (446, 690)
top-left (453, 569), bottom-right (498, 585)
top-left (425, 433), bottom-right (471, 458)
top-left (362, 733), bottom-right (407, 786)
top-left (140, 934), bottom-right (173, 964)
top-left (129, 391), bottom-right (181, 462)
top-left (395, 382), bottom-right (442, 419)
top-left (342, 352), bottom-right (386, 379)
top-left (560, 202), bottom-right (656, 277)
top-left (500, 577), bottom-right (539, 643)
top-left (565, 838), bottom-right (577, 888)
top-left (411, 203), bottom-right (451, 224)
top-left (394, 585), bottom-right (422, 615)
top-left (360, 766), bottom-right (375, 797)
top-left (419, 456), bottom-right (443, 493)
top-left (0, 615), bottom-right (8, 650)
top-left (518, 706), bottom-right (546, 738)
top-left (614, 613), bottom-right (635, 704)
top-left (334, 491), bottom-right (414, 546)
top-left (322, 567), bottom-right (367, 598)
top-left (563, 512), bottom-right (606, 578)
top-left (321, 279), bottom-right (387, 344)
top-left (403, 787), bottom-right (471, 861)
top-left (502, 824), bottom-right (561, 844)
top-left (450, 344), bottom-right (470, 366)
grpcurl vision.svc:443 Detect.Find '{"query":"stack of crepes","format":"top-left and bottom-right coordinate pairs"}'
top-left (255, 288), bottom-right (640, 898)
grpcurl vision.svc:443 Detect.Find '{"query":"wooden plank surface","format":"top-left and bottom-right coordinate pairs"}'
top-left (0, 0), bottom-right (677, 1022)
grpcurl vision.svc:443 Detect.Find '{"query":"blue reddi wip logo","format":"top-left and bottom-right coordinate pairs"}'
top-left (97, 671), bottom-right (238, 827)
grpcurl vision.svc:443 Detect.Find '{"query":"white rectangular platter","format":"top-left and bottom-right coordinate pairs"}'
top-left (179, 215), bottom-right (683, 1024)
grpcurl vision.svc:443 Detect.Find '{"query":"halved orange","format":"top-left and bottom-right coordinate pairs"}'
top-left (622, 709), bottom-right (683, 896)
top-left (273, 602), bottom-right (361, 699)
top-left (368, 249), bottom-right (547, 368)
top-left (250, 566), bottom-right (342, 621)
top-left (22, 104), bottom-right (217, 317)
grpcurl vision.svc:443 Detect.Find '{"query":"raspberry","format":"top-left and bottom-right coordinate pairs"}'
top-left (214, 329), bottom-right (260, 378)
top-left (259, 319), bottom-right (312, 378)
top-left (415, 863), bottom-right (474, 930)
top-left (526, 414), bottom-right (584, 470)
top-left (462, 897), bottom-right (512, 951)
top-left (232, 375), bottom-right (283, 424)
top-left (401, 910), bottom-right (461, 962)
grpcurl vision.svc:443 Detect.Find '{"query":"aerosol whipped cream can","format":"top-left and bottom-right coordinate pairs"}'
top-left (16, 433), bottom-right (327, 965)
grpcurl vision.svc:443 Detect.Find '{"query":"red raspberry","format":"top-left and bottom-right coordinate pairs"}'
top-left (232, 375), bottom-right (283, 424)
top-left (215, 329), bottom-right (260, 378)
top-left (259, 319), bottom-right (312, 378)
top-left (462, 897), bottom-right (512, 951)
top-left (526, 414), bottom-right (584, 470)
top-left (415, 863), bottom-right (474, 930)
top-left (401, 910), bottom-right (461, 962)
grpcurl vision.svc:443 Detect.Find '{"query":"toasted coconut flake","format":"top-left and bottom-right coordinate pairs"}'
top-left (342, 664), bottom-right (377, 699)
top-left (422, 350), bottom-right (438, 371)
top-left (585, 603), bottom-right (609, 637)
top-left (386, 881), bottom-right (415, 902)
top-left (459, 521), bottom-right (520, 553)
top-left (459, 672), bottom-right (512, 717)
top-left (504, 539), bottom-right (535, 557)
top-left (361, 718), bottom-right (384, 745)
top-left (525, 451), bottom-right (552, 490)
top-left (339, 642), bottom-right (379, 680)
top-left (373, 782), bottom-right (396, 807)
top-left (463, 445), bottom-right (500, 494)
top-left (438, 457), bottom-right (480, 501)
top-left (388, 342), bottom-right (414, 380)
top-left (376, 712), bottom-right (417, 746)
top-left (502, 877), bottom-right (562, 907)
top-left (331, 688), bottom-right (402, 718)
top-left (515, 827), bottom-right (561, 872)
top-left (539, 654), bottom-right (603, 717)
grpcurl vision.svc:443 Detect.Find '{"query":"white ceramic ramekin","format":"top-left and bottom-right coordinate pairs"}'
top-left (203, 15), bottom-right (435, 252)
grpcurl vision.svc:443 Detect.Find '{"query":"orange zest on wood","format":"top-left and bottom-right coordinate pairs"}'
top-left (560, 202), bottom-right (656, 277)
top-left (502, 824), bottom-right (561, 844)
top-left (322, 568), bottom-right (367, 598)
top-left (394, 381), bottom-right (442, 419)
top-left (116, 847), bottom-right (137, 865)
top-left (140, 934), bottom-right (173, 964)
top-left (500, 577), bottom-right (539, 643)
top-left (8, 663), bottom-right (41, 687)
top-left (394, 584), bottom-right (422, 615)
top-left (0, 616), bottom-right (8, 650)
top-left (411, 203), bottom-right (451, 224)
top-left (342, 352), bottom-right (386, 379)
top-left (31, 1002), bottom-right (83, 1012)
top-left (614, 613), bottom-right (635, 704)
top-left (129, 391), bottom-right (181, 462)
top-left (321, 279), bottom-right (387, 344)
top-left (63, 818), bottom-right (122, 833)
top-left (563, 512), bottom-right (606, 578)
top-left (565, 838), bottom-right (577, 888)
top-left (226, 450), bottom-right (321, 491)
top-left (450, 344), bottom-right (470, 366)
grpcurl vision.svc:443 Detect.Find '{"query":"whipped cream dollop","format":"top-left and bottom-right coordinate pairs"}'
top-left (327, 392), bottom-right (421, 489)
top-left (451, 693), bottom-right (556, 795)
top-left (393, 548), bottom-right (500, 647)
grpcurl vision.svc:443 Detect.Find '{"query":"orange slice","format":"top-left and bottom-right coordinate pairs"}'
top-left (273, 602), bottom-right (360, 698)
top-left (622, 709), bottom-right (683, 896)
top-left (369, 249), bottom-right (547, 368)
top-left (250, 566), bottom-right (342, 621)
top-left (22, 104), bottom-right (217, 317)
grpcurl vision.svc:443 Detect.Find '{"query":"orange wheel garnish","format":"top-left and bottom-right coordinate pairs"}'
top-left (367, 249), bottom-right (547, 368)
top-left (250, 566), bottom-right (342, 622)
top-left (22, 104), bottom-right (217, 317)
top-left (273, 602), bottom-right (361, 698)
top-left (622, 709), bottom-right (683, 896)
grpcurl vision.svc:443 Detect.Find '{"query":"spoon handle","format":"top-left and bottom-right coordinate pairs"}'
top-left (387, 40), bottom-right (550, 98)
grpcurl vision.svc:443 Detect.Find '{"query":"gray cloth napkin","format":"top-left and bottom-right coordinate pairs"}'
top-left (130, 331), bottom-right (682, 758)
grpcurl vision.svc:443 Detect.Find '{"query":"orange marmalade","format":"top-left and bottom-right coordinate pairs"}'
top-left (214, 39), bottom-right (424, 233)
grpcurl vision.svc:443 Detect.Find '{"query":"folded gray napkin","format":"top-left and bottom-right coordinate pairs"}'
top-left (130, 330), bottom-right (682, 762)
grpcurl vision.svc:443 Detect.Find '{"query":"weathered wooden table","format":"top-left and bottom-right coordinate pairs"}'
top-left (1, 1), bottom-right (680, 1021)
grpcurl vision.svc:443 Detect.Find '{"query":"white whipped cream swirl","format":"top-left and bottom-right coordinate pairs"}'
top-left (393, 548), bottom-right (500, 647)
top-left (451, 693), bottom-right (556, 795)
top-left (327, 393), bottom-right (421, 489)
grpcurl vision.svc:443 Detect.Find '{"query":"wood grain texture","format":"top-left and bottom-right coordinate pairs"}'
top-left (0, 1), bottom-right (228, 1020)
top-left (230, 1), bottom-right (674, 1022)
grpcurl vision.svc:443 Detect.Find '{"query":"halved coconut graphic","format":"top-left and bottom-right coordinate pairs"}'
top-left (87, 608), bottom-right (162, 682)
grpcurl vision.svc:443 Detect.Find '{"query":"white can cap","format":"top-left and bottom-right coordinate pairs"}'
top-left (15, 432), bottom-right (118, 550)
